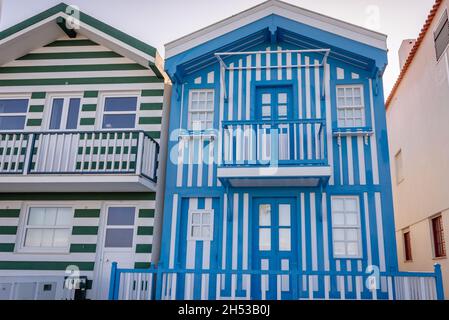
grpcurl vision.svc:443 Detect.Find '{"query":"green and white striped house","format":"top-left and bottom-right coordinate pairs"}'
top-left (0, 3), bottom-right (169, 300)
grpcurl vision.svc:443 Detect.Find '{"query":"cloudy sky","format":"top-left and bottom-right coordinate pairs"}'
top-left (0, 0), bottom-right (436, 95)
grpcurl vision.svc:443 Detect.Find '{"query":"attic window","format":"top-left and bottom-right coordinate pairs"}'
top-left (434, 10), bottom-right (449, 60)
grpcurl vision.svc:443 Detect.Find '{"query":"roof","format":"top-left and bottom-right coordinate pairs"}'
top-left (0, 2), bottom-right (164, 77)
top-left (165, 0), bottom-right (388, 59)
top-left (385, 0), bottom-right (443, 109)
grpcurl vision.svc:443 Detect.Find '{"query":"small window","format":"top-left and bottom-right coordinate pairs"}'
top-left (0, 99), bottom-right (28, 130)
top-left (331, 196), bottom-right (362, 258)
top-left (104, 207), bottom-right (135, 248)
top-left (395, 149), bottom-right (404, 184)
top-left (431, 215), bottom-right (446, 258)
top-left (434, 10), bottom-right (449, 60)
top-left (22, 207), bottom-right (73, 251)
top-left (336, 85), bottom-right (365, 128)
top-left (48, 97), bottom-right (81, 130)
top-left (102, 97), bottom-right (137, 129)
top-left (188, 209), bottom-right (214, 241)
top-left (188, 89), bottom-right (214, 130)
top-left (403, 230), bottom-right (412, 261)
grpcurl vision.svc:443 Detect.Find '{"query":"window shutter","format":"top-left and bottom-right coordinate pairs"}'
top-left (434, 10), bottom-right (449, 60)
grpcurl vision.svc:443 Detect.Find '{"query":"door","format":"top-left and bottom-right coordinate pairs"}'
top-left (252, 197), bottom-right (297, 300)
top-left (48, 97), bottom-right (81, 130)
top-left (97, 206), bottom-right (137, 300)
top-left (256, 87), bottom-right (293, 162)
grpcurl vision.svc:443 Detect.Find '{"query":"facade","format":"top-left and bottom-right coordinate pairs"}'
top-left (146, 0), bottom-right (442, 300)
top-left (0, 4), bottom-right (167, 299)
top-left (386, 0), bottom-right (449, 298)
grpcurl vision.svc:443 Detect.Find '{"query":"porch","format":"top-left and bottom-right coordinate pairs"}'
top-left (109, 264), bottom-right (445, 300)
top-left (0, 130), bottom-right (159, 192)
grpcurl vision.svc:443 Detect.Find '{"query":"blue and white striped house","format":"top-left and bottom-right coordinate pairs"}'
top-left (118, 0), bottom-right (443, 300)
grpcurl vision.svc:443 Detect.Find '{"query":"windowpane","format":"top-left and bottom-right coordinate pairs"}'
top-left (104, 97), bottom-right (137, 112)
top-left (278, 93), bottom-right (287, 104)
top-left (105, 229), bottom-right (134, 248)
top-left (192, 226), bottom-right (201, 238)
top-left (259, 228), bottom-right (271, 251)
top-left (107, 207), bottom-right (135, 226)
top-left (53, 229), bottom-right (70, 247)
top-left (333, 242), bottom-right (346, 255)
top-left (66, 98), bottom-right (80, 129)
top-left (43, 208), bottom-right (57, 226)
top-left (0, 116), bottom-right (26, 130)
top-left (347, 242), bottom-right (359, 256)
top-left (102, 114), bottom-right (136, 129)
top-left (279, 229), bottom-right (291, 251)
top-left (0, 99), bottom-right (28, 113)
top-left (28, 208), bottom-right (46, 225)
top-left (49, 99), bottom-right (64, 130)
top-left (25, 229), bottom-right (43, 247)
top-left (259, 204), bottom-right (271, 226)
top-left (202, 226), bottom-right (211, 238)
top-left (279, 204), bottom-right (291, 226)
top-left (56, 208), bottom-right (73, 226)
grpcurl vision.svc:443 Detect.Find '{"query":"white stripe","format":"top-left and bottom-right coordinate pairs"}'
top-left (221, 194), bottom-right (227, 269)
top-left (369, 79), bottom-right (379, 184)
top-left (232, 193), bottom-right (238, 270)
top-left (237, 59), bottom-right (243, 121)
top-left (176, 139), bottom-right (184, 187)
top-left (207, 140), bottom-right (214, 187)
top-left (3, 57), bottom-right (135, 67)
top-left (314, 59), bottom-right (321, 118)
top-left (197, 138), bottom-right (203, 187)
top-left (30, 45), bottom-right (112, 54)
top-left (357, 136), bottom-right (366, 185)
top-left (0, 253), bottom-right (96, 261)
top-left (304, 56), bottom-right (311, 118)
top-left (325, 63), bottom-right (334, 185)
top-left (242, 193), bottom-right (249, 269)
top-left (73, 217), bottom-right (99, 226)
top-left (310, 193), bottom-right (317, 270)
top-left (265, 48), bottom-right (271, 81)
top-left (0, 70), bottom-right (153, 80)
top-left (346, 136), bottom-right (354, 185)
top-left (0, 218), bottom-right (19, 226)
top-left (186, 198), bottom-right (197, 269)
top-left (255, 53), bottom-right (261, 81)
top-left (374, 193), bottom-right (386, 271)
top-left (0, 83), bottom-right (164, 93)
top-left (168, 194), bottom-right (178, 269)
top-left (286, 52), bottom-right (292, 80)
top-left (245, 55), bottom-right (251, 120)
top-left (301, 193), bottom-right (306, 271)
top-left (228, 63), bottom-right (234, 121)
top-left (363, 192), bottom-right (372, 266)
top-left (140, 96), bottom-right (164, 104)
top-left (187, 139), bottom-right (193, 187)
top-left (277, 46), bottom-right (282, 80)
top-left (338, 141), bottom-right (343, 185)
top-left (297, 53), bottom-right (303, 119)
top-left (322, 193), bottom-right (329, 270)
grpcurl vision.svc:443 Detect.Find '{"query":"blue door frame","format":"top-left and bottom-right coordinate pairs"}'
top-left (251, 197), bottom-right (298, 299)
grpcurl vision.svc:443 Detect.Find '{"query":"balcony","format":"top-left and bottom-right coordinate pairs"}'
top-left (218, 119), bottom-right (331, 187)
top-left (0, 131), bottom-right (159, 192)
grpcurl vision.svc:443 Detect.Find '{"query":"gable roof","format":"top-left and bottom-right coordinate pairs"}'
top-left (385, 0), bottom-right (443, 109)
top-left (165, 0), bottom-right (387, 59)
top-left (0, 2), bottom-right (164, 78)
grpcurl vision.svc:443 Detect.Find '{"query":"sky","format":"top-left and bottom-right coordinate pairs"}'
top-left (0, 0), bottom-right (436, 95)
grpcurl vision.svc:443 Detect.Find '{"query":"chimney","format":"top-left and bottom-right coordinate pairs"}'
top-left (398, 39), bottom-right (416, 70)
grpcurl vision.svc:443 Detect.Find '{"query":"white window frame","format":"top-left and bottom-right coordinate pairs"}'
top-left (187, 89), bottom-right (215, 130)
top-left (102, 205), bottom-right (137, 251)
top-left (43, 93), bottom-right (83, 131)
top-left (336, 85), bottom-right (366, 128)
top-left (16, 203), bottom-right (74, 254)
top-left (331, 196), bottom-right (363, 259)
top-left (187, 209), bottom-right (214, 241)
top-left (395, 149), bottom-right (404, 185)
top-left (97, 91), bottom-right (140, 130)
top-left (0, 94), bottom-right (30, 131)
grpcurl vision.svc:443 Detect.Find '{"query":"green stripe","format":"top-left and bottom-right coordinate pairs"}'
top-left (81, 104), bottom-right (96, 112)
top-left (26, 119), bottom-right (42, 126)
top-left (139, 117), bottom-right (162, 125)
top-left (74, 209), bottom-right (100, 218)
top-left (0, 63), bottom-right (147, 73)
top-left (0, 243), bottom-right (15, 252)
top-left (141, 89), bottom-right (164, 96)
top-left (137, 226), bottom-right (153, 235)
top-left (145, 131), bottom-right (160, 139)
top-left (0, 193), bottom-right (155, 201)
top-left (18, 51), bottom-right (122, 60)
top-left (0, 261), bottom-right (95, 270)
top-left (140, 103), bottom-right (162, 111)
top-left (80, 118), bottom-right (95, 126)
top-left (135, 244), bottom-right (152, 253)
top-left (70, 244), bottom-right (97, 253)
top-left (0, 209), bottom-right (20, 218)
top-left (72, 226), bottom-right (98, 235)
top-left (29, 105), bottom-right (44, 113)
top-left (45, 39), bottom-right (98, 47)
top-left (138, 209), bottom-right (154, 218)
top-left (0, 76), bottom-right (162, 87)
top-left (31, 92), bottom-right (46, 99)
top-left (0, 226), bottom-right (17, 235)
top-left (134, 262), bottom-right (151, 269)
top-left (83, 91), bottom-right (98, 98)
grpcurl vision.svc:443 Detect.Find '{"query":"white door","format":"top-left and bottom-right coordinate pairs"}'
top-left (97, 206), bottom-right (137, 300)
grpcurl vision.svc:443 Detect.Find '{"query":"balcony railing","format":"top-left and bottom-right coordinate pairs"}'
top-left (222, 119), bottom-right (327, 167)
top-left (0, 130), bottom-right (158, 182)
top-left (109, 264), bottom-right (445, 300)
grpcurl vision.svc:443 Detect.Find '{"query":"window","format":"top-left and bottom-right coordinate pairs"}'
top-left (336, 85), bottom-right (365, 128)
top-left (188, 209), bottom-right (214, 241)
top-left (188, 89), bottom-right (214, 130)
top-left (395, 149), bottom-right (404, 184)
top-left (22, 207), bottom-right (73, 251)
top-left (431, 215), bottom-right (446, 258)
top-left (102, 97), bottom-right (137, 129)
top-left (403, 230), bottom-right (412, 261)
top-left (104, 207), bottom-right (135, 248)
top-left (434, 10), bottom-right (449, 60)
top-left (0, 99), bottom-right (28, 130)
top-left (48, 97), bottom-right (81, 130)
top-left (331, 196), bottom-right (362, 258)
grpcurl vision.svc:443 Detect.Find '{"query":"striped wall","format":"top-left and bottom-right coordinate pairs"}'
top-left (0, 199), bottom-right (155, 299)
top-left (0, 36), bottom-right (164, 140)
